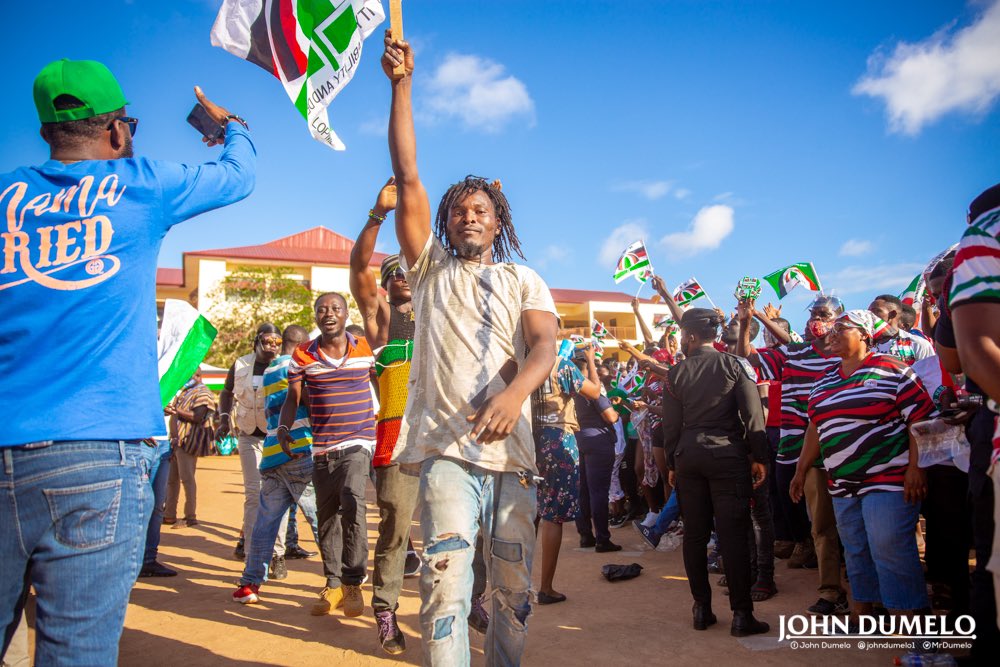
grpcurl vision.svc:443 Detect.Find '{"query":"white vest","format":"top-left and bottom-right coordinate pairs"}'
top-left (233, 352), bottom-right (267, 436)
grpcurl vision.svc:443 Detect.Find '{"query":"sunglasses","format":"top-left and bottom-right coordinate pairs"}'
top-left (258, 334), bottom-right (282, 346)
top-left (107, 116), bottom-right (139, 137)
top-left (382, 267), bottom-right (406, 285)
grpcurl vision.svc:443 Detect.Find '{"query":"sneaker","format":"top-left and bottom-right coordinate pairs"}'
top-left (788, 541), bottom-right (816, 569)
top-left (284, 544), bottom-right (317, 560)
top-left (404, 550), bottom-right (421, 578)
top-left (468, 594), bottom-right (489, 634)
top-left (185, 518), bottom-right (199, 527)
top-left (375, 610), bottom-right (406, 655)
top-left (270, 555), bottom-right (287, 581)
top-left (343, 584), bottom-right (364, 617)
top-left (232, 584), bottom-right (260, 604)
top-left (640, 511), bottom-right (659, 528)
top-left (233, 538), bottom-right (245, 561)
top-left (608, 514), bottom-right (628, 528)
top-left (311, 586), bottom-right (345, 616)
top-left (595, 541), bottom-right (622, 553)
top-left (707, 553), bottom-right (724, 574)
top-left (807, 595), bottom-right (849, 616)
top-left (139, 561), bottom-right (178, 577)
top-left (632, 520), bottom-right (662, 549)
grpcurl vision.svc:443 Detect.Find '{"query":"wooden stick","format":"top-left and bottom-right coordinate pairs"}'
top-left (389, 0), bottom-right (406, 80)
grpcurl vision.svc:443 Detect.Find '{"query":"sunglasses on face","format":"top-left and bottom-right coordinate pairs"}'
top-left (107, 116), bottom-right (139, 137)
top-left (258, 334), bottom-right (282, 346)
top-left (382, 267), bottom-right (406, 285)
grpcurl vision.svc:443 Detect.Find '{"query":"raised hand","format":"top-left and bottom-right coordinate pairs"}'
top-left (736, 299), bottom-right (755, 324)
top-left (762, 302), bottom-right (782, 320)
top-left (194, 85), bottom-right (232, 147)
top-left (381, 30), bottom-right (414, 80)
top-left (373, 176), bottom-right (397, 216)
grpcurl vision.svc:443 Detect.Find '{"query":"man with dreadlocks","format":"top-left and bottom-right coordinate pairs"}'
top-left (383, 33), bottom-right (559, 666)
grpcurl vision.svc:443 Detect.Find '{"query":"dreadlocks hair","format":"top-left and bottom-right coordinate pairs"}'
top-left (434, 175), bottom-right (524, 263)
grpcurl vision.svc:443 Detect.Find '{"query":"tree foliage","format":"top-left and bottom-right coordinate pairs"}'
top-left (202, 265), bottom-right (361, 368)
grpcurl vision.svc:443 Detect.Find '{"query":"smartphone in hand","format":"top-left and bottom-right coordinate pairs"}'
top-left (187, 104), bottom-right (225, 142)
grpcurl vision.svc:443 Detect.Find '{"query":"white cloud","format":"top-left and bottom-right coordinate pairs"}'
top-left (673, 188), bottom-right (691, 200)
top-left (599, 220), bottom-right (648, 268)
top-left (658, 205), bottom-right (735, 256)
top-left (424, 54), bottom-right (535, 132)
top-left (826, 262), bottom-right (925, 295)
top-left (839, 239), bottom-right (875, 257)
top-left (613, 180), bottom-right (674, 200)
top-left (359, 114), bottom-right (388, 136)
top-left (535, 244), bottom-right (569, 268)
top-left (853, 0), bottom-right (1000, 134)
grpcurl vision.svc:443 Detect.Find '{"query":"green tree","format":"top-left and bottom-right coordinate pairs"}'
top-left (203, 265), bottom-right (360, 369)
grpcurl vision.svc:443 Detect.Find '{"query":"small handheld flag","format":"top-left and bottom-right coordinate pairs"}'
top-left (673, 278), bottom-right (706, 307)
top-left (763, 263), bottom-right (823, 299)
top-left (613, 240), bottom-right (653, 284)
top-left (158, 300), bottom-right (217, 407)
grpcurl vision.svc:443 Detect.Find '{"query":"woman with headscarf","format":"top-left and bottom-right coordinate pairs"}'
top-left (791, 310), bottom-right (935, 620)
top-left (164, 371), bottom-right (218, 527)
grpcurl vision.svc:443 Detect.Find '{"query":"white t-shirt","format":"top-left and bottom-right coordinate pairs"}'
top-left (392, 237), bottom-right (558, 473)
top-left (874, 329), bottom-right (935, 367)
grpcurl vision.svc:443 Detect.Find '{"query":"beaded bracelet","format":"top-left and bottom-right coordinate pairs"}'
top-left (368, 208), bottom-right (387, 223)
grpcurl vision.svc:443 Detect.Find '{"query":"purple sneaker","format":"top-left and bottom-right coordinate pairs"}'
top-left (375, 610), bottom-right (405, 655)
top-left (468, 594), bottom-right (489, 634)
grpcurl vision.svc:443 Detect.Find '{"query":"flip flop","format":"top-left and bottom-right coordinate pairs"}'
top-left (751, 581), bottom-right (777, 602)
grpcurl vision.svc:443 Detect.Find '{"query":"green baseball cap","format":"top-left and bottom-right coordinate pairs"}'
top-left (33, 58), bottom-right (129, 123)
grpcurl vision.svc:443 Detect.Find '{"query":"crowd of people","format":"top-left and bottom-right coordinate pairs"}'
top-left (2, 30), bottom-right (1000, 667)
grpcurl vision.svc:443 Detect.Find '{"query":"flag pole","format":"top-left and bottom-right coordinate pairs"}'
top-left (389, 0), bottom-right (406, 79)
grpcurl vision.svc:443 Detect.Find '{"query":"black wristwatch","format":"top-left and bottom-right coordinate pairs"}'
top-left (225, 114), bottom-right (249, 130)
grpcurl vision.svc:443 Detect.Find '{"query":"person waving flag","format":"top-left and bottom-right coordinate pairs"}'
top-left (763, 262), bottom-right (823, 299)
top-left (613, 240), bottom-right (653, 284)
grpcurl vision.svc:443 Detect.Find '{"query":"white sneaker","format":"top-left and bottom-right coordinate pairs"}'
top-left (641, 511), bottom-right (658, 528)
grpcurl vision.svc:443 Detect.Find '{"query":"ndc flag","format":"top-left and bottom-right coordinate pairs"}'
top-left (211, 0), bottom-right (385, 150)
top-left (763, 262), bottom-right (823, 299)
top-left (613, 240), bottom-right (653, 284)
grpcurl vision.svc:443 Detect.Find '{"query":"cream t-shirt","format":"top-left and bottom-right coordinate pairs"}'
top-left (392, 236), bottom-right (557, 473)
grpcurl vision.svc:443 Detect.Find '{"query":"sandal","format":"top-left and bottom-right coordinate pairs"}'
top-left (751, 580), bottom-right (777, 602)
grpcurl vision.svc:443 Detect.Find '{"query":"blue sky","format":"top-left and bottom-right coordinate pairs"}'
top-left (4, 1), bottom-right (1000, 330)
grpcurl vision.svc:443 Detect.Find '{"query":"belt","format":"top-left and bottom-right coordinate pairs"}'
top-left (313, 445), bottom-right (368, 463)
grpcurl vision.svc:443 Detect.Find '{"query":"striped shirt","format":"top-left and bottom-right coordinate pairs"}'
top-left (756, 342), bottom-right (840, 465)
top-left (288, 335), bottom-right (376, 456)
top-left (807, 354), bottom-right (935, 497)
top-left (950, 204), bottom-right (1000, 308)
top-left (260, 355), bottom-right (313, 471)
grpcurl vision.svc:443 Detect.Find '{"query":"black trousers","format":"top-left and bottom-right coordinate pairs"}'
top-left (922, 464), bottom-right (971, 614)
top-left (576, 432), bottom-right (616, 544)
top-left (774, 456), bottom-right (811, 543)
top-left (675, 445), bottom-right (754, 613)
top-left (313, 447), bottom-right (370, 587)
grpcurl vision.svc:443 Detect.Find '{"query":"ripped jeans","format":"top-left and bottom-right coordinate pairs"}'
top-left (418, 456), bottom-right (536, 667)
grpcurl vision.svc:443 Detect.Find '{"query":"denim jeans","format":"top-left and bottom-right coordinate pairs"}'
top-left (418, 456), bottom-right (536, 667)
top-left (832, 490), bottom-right (928, 610)
top-left (314, 447), bottom-right (371, 588)
top-left (0, 440), bottom-right (153, 666)
top-left (238, 434), bottom-right (287, 558)
top-left (240, 456), bottom-right (319, 586)
top-left (373, 463), bottom-right (420, 613)
top-left (143, 438), bottom-right (172, 565)
top-left (653, 489), bottom-right (680, 535)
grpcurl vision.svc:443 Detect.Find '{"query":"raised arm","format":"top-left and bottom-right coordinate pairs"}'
top-left (632, 297), bottom-right (655, 346)
top-left (650, 275), bottom-right (686, 325)
top-left (349, 178), bottom-right (396, 346)
top-left (383, 32), bottom-right (431, 268)
top-left (754, 303), bottom-right (791, 346)
top-left (736, 299), bottom-right (763, 368)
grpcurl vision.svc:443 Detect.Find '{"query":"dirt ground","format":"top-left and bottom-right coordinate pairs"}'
top-left (30, 455), bottom-right (916, 665)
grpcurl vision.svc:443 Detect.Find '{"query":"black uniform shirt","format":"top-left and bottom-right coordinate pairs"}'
top-left (661, 345), bottom-right (768, 467)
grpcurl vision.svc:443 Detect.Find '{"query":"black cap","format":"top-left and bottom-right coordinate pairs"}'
top-left (680, 308), bottom-right (720, 326)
